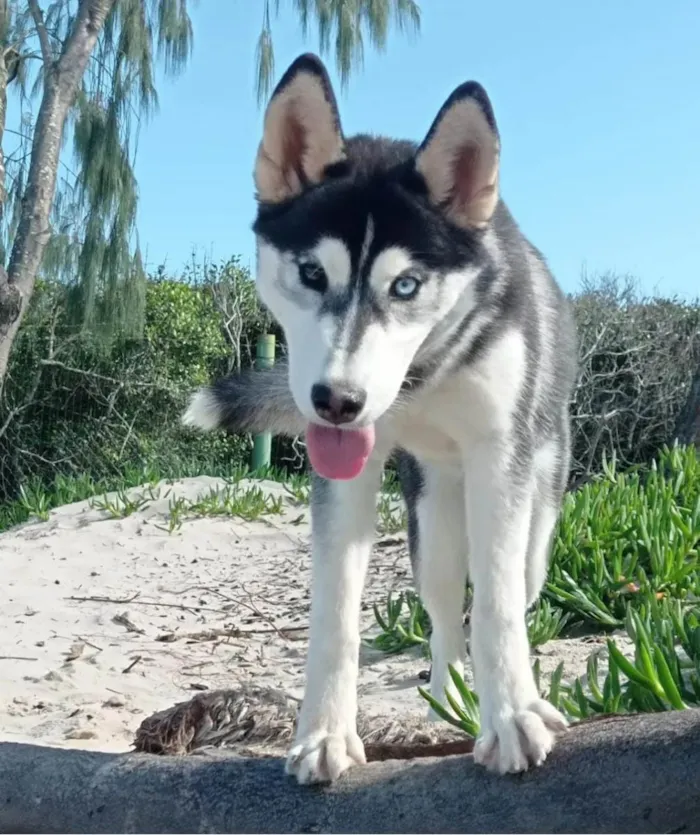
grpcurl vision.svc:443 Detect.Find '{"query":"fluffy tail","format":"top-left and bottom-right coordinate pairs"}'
top-left (181, 362), bottom-right (307, 437)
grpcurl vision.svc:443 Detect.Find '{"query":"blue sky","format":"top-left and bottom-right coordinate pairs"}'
top-left (132, 0), bottom-right (699, 298)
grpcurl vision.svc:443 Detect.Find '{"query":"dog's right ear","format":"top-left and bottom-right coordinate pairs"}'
top-left (254, 54), bottom-right (346, 204)
top-left (414, 82), bottom-right (500, 229)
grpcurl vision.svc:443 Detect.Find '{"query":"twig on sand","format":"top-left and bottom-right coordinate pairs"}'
top-left (0, 655), bottom-right (38, 661)
top-left (77, 637), bottom-right (104, 652)
top-left (234, 591), bottom-right (290, 642)
top-left (68, 593), bottom-right (140, 604)
top-left (66, 594), bottom-right (309, 640)
top-left (66, 595), bottom-right (224, 614)
top-left (156, 584), bottom-right (308, 642)
top-left (157, 625), bottom-right (309, 644)
top-left (112, 612), bottom-right (145, 635)
top-left (122, 655), bottom-right (142, 674)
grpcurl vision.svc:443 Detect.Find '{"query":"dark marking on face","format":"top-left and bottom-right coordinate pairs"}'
top-left (253, 136), bottom-right (494, 370)
top-left (254, 135), bottom-right (486, 286)
top-left (254, 133), bottom-right (510, 394)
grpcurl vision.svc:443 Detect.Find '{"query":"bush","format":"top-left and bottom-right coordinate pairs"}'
top-left (0, 266), bottom-right (697, 511)
top-left (144, 277), bottom-right (228, 387)
top-left (0, 259), bottom-right (258, 504)
top-left (570, 274), bottom-right (700, 485)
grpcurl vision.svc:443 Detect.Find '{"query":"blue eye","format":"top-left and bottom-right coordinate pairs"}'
top-left (390, 274), bottom-right (421, 300)
top-left (298, 259), bottom-right (328, 292)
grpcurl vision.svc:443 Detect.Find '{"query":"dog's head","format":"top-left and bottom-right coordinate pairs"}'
top-left (252, 54), bottom-right (501, 432)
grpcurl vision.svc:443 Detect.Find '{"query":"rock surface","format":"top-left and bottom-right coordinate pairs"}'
top-left (2, 710), bottom-right (699, 834)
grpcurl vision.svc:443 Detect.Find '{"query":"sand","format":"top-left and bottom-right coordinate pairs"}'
top-left (1, 477), bottom-right (625, 754)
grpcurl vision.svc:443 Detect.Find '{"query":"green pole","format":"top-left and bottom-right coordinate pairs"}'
top-left (251, 333), bottom-right (276, 472)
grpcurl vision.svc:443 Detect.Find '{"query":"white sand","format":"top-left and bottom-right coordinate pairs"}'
top-left (1, 477), bottom-right (624, 754)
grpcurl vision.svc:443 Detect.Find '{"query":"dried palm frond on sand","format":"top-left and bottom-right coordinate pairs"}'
top-left (133, 685), bottom-right (474, 762)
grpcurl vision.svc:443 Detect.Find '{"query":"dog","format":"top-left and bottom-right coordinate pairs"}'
top-left (183, 53), bottom-right (578, 784)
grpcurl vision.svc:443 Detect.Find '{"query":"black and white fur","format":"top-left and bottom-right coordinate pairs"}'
top-left (184, 54), bottom-right (578, 783)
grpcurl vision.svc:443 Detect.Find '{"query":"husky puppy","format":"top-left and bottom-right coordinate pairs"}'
top-left (184, 53), bottom-right (578, 784)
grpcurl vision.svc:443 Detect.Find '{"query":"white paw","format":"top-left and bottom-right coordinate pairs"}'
top-left (285, 728), bottom-right (365, 785)
top-left (473, 697), bottom-right (568, 774)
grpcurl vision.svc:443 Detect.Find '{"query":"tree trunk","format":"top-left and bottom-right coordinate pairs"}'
top-left (0, 1), bottom-right (20, 391)
top-left (0, 0), bottom-right (8, 227)
top-left (674, 364), bottom-right (700, 448)
top-left (0, 0), bottom-right (116, 391)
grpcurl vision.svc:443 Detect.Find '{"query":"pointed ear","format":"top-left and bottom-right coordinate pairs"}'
top-left (414, 82), bottom-right (500, 229)
top-left (254, 54), bottom-right (346, 204)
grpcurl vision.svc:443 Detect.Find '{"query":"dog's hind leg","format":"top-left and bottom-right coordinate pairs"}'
top-left (525, 500), bottom-right (559, 608)
top-left (399, 454), bottom-right (469, 715)
top-left (526, 427), bottom-right (570, 607)
top-left (286, 460), bottom-right (382, 785)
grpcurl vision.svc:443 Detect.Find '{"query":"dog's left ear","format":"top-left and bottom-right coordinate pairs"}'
top-left (254, 53), bottom-right (345, 204)
top-left (415, 82), bottom-right (500, 229)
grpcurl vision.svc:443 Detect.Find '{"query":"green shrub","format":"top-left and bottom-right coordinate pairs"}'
top-left (144, 277), bottom-right (228, 387)
top-left (421, 596), bottom-right (700, 736)
top-left (0, 260), bottom-right (255, 505)
top-left (370, 444), bottom-right (700, 651)
top-left (570, 274), bottom-right (700, 484)
top-left (546, 444), bottom-right (700, 628)
top-left (1, 265), bottom-right (698, 514)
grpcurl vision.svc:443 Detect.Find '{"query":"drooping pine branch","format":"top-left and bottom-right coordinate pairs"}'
top-left (2, 0), bottom-right (193, 347)
top-left (63, 0), bottom-right (193, 336)
top-left (1, 1), bottom-right (118, 385)
top-left (1, 0), bottom-right (195, 391)
top-left (255, 0), bottom-right (421, 104)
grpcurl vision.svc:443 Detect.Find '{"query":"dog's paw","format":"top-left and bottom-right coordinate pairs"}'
top-left (474, 697), bottom-right (568, 774)
top-left (285, 729), bottom-right (366, 785)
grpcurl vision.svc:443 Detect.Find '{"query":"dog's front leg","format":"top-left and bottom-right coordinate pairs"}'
top-left (286, 462), bottom-right (381, 785)
top-left (464, 440), bottom-right (567, 774)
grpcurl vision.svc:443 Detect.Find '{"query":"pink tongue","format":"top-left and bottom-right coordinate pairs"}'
top-left (306, 423), bottom-right (376, 481)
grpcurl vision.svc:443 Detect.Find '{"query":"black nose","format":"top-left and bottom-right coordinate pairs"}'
top-left (311, 382), bottom-right (367, 425)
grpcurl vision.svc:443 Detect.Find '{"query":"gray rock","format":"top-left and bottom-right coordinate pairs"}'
top-left (1, 711), bottom-right (699, 834)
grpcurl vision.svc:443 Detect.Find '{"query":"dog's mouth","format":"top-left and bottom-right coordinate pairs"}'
top-left (305, 423), bottom-right (375, 481)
